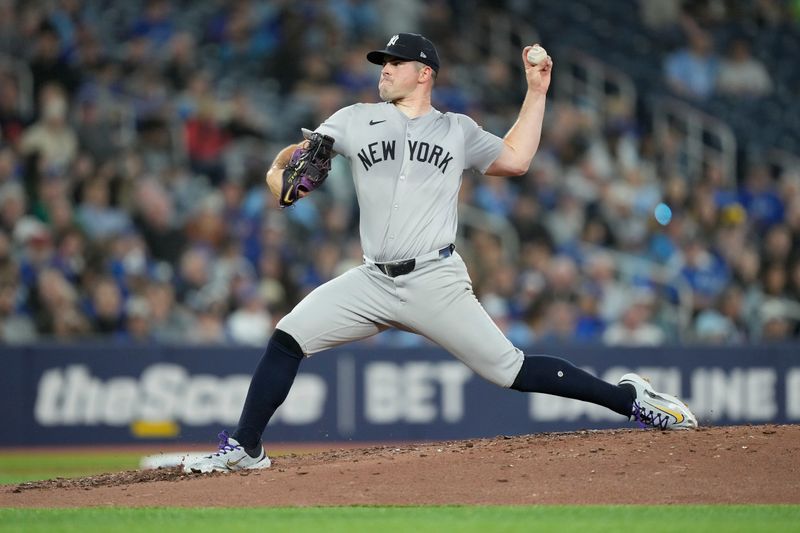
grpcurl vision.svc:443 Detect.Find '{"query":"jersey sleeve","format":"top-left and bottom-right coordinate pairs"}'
top-left (457, 114), bottom-right (504, 174)
top-left (309, 105), bottom-right (355, 157)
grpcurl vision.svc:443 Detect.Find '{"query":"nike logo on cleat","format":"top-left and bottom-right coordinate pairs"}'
top-left (226, 457), bottom-right (246, 468)
top-left (369, 119), bottom-right (386, 125)
top-left (643, 399), bottom-right (685, 424)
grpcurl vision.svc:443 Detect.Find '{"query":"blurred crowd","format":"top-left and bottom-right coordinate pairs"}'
top-left (0, 0), bottom-right (799, 347)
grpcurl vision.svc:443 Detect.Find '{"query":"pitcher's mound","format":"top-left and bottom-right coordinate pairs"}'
top-left (3, 424), bottom-right (799, 507)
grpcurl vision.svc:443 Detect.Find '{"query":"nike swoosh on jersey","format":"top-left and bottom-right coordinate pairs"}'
top-left (369, 119), bottom-right (386, 125)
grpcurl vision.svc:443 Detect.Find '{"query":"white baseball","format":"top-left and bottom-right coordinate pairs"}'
top-left (527, 45), bottom-right (547, 65)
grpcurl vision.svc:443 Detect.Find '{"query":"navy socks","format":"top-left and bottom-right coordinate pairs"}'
top-left (232, 342), bottom-right (634, 455)
top-left (510, 355), bottom-right (635, 417)
top-left (233, 329), bottom-right (304, 455)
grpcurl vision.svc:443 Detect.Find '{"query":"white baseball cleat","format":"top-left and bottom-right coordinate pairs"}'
top-left (182, 431), bottom-right (271, 473)
top-left (618, 373), bottom-right (698, 430)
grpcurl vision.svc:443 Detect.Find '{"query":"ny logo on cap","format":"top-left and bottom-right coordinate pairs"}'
top-left (388, 34), bottom-right (399, 46)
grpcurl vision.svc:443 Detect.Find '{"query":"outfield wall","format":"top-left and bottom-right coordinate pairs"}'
top-left (2, 344), bottom-right (798, 446)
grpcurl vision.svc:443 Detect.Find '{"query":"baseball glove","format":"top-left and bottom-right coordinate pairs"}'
top-left (279, 132), bottom-right (335, 207)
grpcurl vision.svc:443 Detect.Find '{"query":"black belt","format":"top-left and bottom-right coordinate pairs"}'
top-left (375, 244), bottom-right (455, 278)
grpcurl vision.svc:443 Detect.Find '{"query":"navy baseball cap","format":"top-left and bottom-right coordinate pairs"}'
top-left (367, 33), bottom-right (440, 72)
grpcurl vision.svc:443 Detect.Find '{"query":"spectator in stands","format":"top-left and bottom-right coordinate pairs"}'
top-left (544, 255), bottom-right (580, 302)
top-left (729, 245), bottom-right (765, 327)
top-left (20, 83), bottom-right (78, 172)
top-left (0, 276), bottom-right (37, 343)
top-left (118, 296), bottom-right (155, 344)
top-left (573, 288), bottom-right (606, 342)
top-left (678, 236), bottom-right (731, 312)
top-left (51, 226), bottom-right (87, 285)
top-left (0, 73), bottom-right (29, 148)
top-left (0, 182), bottom-right (26, 235)
top-left (46, 196), bottom-right (77, 239)
top-left (185, 288), bottom-right (230, 344)
top-left (0, 230), bottom-right (37, 343)
top-left (256, 251), bottom-right (294, 317)
top-left (226, 284), bottom-right (272, 346)
top-left (545, 193), bottom-right (585, 247)
top-left (75, 177), bottom-right (133, 241)
top-left (28, 21), bottom-right (80, 103)
top-left (602, 288), bottom-right (666, 346)
top-left (108, 230), bottom-right (154, 296)
top-left (50, 303), bottom-right (91, 340)
top-left (85, 276), bottom-right (125, 335)
top-left (163, 31), bottom-right (198, 91)
top-left (176, 245), bottom-right (214, 303)
top-left (473, 175), bottom-right (518, 217)
top-left (31, 169), bottom-right (69, 227)
top-left (223, 90), bottom-right (270, 143)
top-left (584, 251), bottom-right (629, 323)
top-left (141, 282), bottom-right (182, 343)
top-left (480, 292), bottom-right (532, 348)
top-left (580, 214), bottom-right (616, 249)
top-left (132, 178), bottom-right (186, 265)
top-left (739, 163), bottom-right (784, 231)
top-left (715, 204), bottom-right (748, 269)
top-left (761, 223), bottom-right (793, 265)
top-left (0, 146), bottom-right (19, 187)
top-left (0, 0), bottom-right (21, 57)
top-left (664, 29), bottom-right (720, 100)
top-left (716, 38), bottom-right (772, 97)
top-left (759, 299), bottom-right (795, 342)
top-left (716, 285), bottom-right (749, 342)
top-left (215, 238), bottom-right (258, 305)
top-left (14, 217), bottom-right (54, 287)
top-left (32, 266), bottom-right (87, 338)
top-left (297, 241), bottom-right (346, 296)
top-left (184, 100), bottom-right (230, 186)
top-left (129, 0), bottom-right (176, 52)
top-left (72, 24), bottom-right (106, 73)
top-left (602, 167), bottom-right (660, 250)
top-left (538, 299), bottom-right (579, 344)
top-left (184, 193), bottom-right (228, 252)
top-left (693, 309), bottom-right (737, 344)
top-left (761, 261), bottom-right (789, 299)
top-left (74, 93), bottom-right (119, 164)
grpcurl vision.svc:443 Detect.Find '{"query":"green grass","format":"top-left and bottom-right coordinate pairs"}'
top-left (2, 454), bottom-right (798, 532)
top-left (0, 452), bottom-right (144, 485)
top-left (0, 506), bottom-right (798, 533)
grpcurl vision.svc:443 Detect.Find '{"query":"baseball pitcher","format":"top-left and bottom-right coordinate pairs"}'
top-left (185, 33), bottom-right (696, 473)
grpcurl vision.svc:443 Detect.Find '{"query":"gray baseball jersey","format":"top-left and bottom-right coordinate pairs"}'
top-left (278, 103), bottom-right (525, 387)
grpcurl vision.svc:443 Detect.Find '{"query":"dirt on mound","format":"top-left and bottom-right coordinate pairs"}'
top-left (2, 424), bottom-right (799, 507)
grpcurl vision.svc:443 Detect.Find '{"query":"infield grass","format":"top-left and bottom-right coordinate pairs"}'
top-left (0, 452), bottom-right (145, 485)
top-left (1, 506), bottom-right (799, 533)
